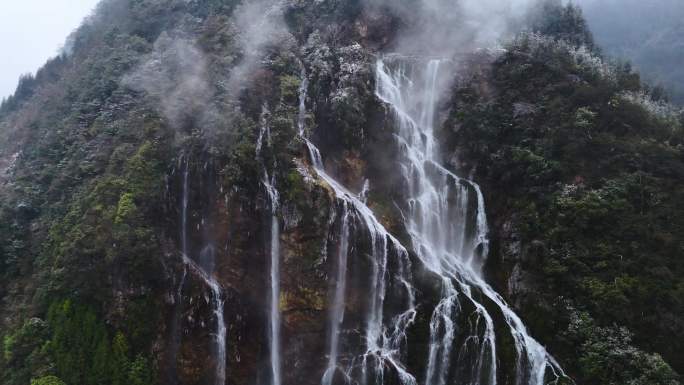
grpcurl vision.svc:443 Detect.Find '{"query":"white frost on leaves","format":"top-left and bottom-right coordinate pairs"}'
top-left (515, 32), bottom-right (615, 82)
top-left (0, 151), bottom-right (20, 183)
top-left (619, 91), bottom-right (683, 123)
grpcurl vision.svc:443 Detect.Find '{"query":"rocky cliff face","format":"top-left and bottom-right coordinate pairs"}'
top-left (0, 1), bottom-right (682, 385)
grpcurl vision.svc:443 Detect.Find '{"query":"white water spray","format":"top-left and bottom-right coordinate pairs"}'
top-left (266, 177), bottom-right (282, 385)
top-left (376, 57), bottom-right (566, 385)
top-left (295, 55), bottom-right (566, 385)
top-left (258, 105), bottom-right (283, 385)
top-left (182, 158), bottom-right (190, 256)
top-left (182, 254), bottom-right (226, 385)
top-left (321, 203), bottom-right (351, 385)
top-left (178, 160), bottom-right (227, 385)
top-left (269, 206), bottom-right (282, 385)
top-left (297, 68), bottom-right (417, 385)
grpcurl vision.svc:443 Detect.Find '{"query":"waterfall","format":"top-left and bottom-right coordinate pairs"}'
top-left (375, 57), bottom-right (566, 385)
top-left (308, 141), bottom-right (418, 385)
top-left (298, 69), bottom-right (417, 385)
top-left (321, 203), bottom-right (351, 385)
top-left (376, 58), bottom-right (496, 385)
top-left (181, 254), bottom-right (227, 385)
top-left (258, 105), bottom-right (282, 385)
top-left (298, 67), bottom-right (309, 137)
top-left (181, 157), bottom-right (190, 257)
top-left (211, 264), bottom-right (227, 385)
top-left (266, 181), bottom-right (282, 385)
top-left (167, 157), bottom-right (191, 385)
top-left (268, 199), bottom-right (282, 385)
top-left (294, 56), bottom-right (567, 385)
top-left (178, 159), bottom-right (227, 385)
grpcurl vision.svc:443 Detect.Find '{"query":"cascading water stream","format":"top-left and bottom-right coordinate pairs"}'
top-left (182, 159), bottom-right (190, 257)
top-left (297, 68), bottom-right (417, 385)
top-left (375, 57), bottom-right (567, 385)
top-left (321, 203), bottom-right (351, 385)
top-left (178, 159), bottom-right (227, 385)
top-left (167, 157), bottom-right (191, 385)
top-left (212, 270), bottom-right (227, 385)
top-left (257, 106), bottom-right (283, 385)
top-left (267, 184), bottom-right (282, 385)
top-left (377, 59), bottom-right (497, 385)
top-left (181, 254), bottom-right (227, 385)
top-left (296, 56), bottom-right (567, 385)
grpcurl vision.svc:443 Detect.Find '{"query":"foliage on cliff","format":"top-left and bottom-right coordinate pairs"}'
top-left (447, 11), bottom-right (683, 384)
top-left (0, 0), bottom-right (244, 382)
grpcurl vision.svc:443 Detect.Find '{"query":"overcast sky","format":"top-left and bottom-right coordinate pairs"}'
top-left (0, 0), bottom-right (100, 100)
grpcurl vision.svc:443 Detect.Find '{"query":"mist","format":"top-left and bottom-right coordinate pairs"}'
top-left (121, 0), bottom-right (292, 136)
top-left (364, 0), bottom-right (542, 58)
top-left (574, 0), bottom-right (684, 102)
top-left (123, 33), bottom-right (212, 130)
top-left (225, 0), bottom-right (291, 95)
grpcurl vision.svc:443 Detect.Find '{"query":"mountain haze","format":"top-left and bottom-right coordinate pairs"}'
top-left (576, 0), bottom-right (684, 103)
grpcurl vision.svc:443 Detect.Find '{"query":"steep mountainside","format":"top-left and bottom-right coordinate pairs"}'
top-left (0, 1), bottom-right (682, 385)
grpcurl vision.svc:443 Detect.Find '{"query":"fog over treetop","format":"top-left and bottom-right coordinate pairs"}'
top-left (575, 0), bottom-right (684, 102)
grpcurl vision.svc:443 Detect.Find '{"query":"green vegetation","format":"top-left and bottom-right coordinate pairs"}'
top-left (0, 1), bottom-right (205, 383)
top-left (447, 4), bottom-right (683, 382)
top-left (0, 0), bottom-right (303, 382)
top-left (31, 376), bottom-right (66, 385)
top-left (565, 308), bottom-right (679, 385)
top-left (2, 300), bottom-right (153, 385)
